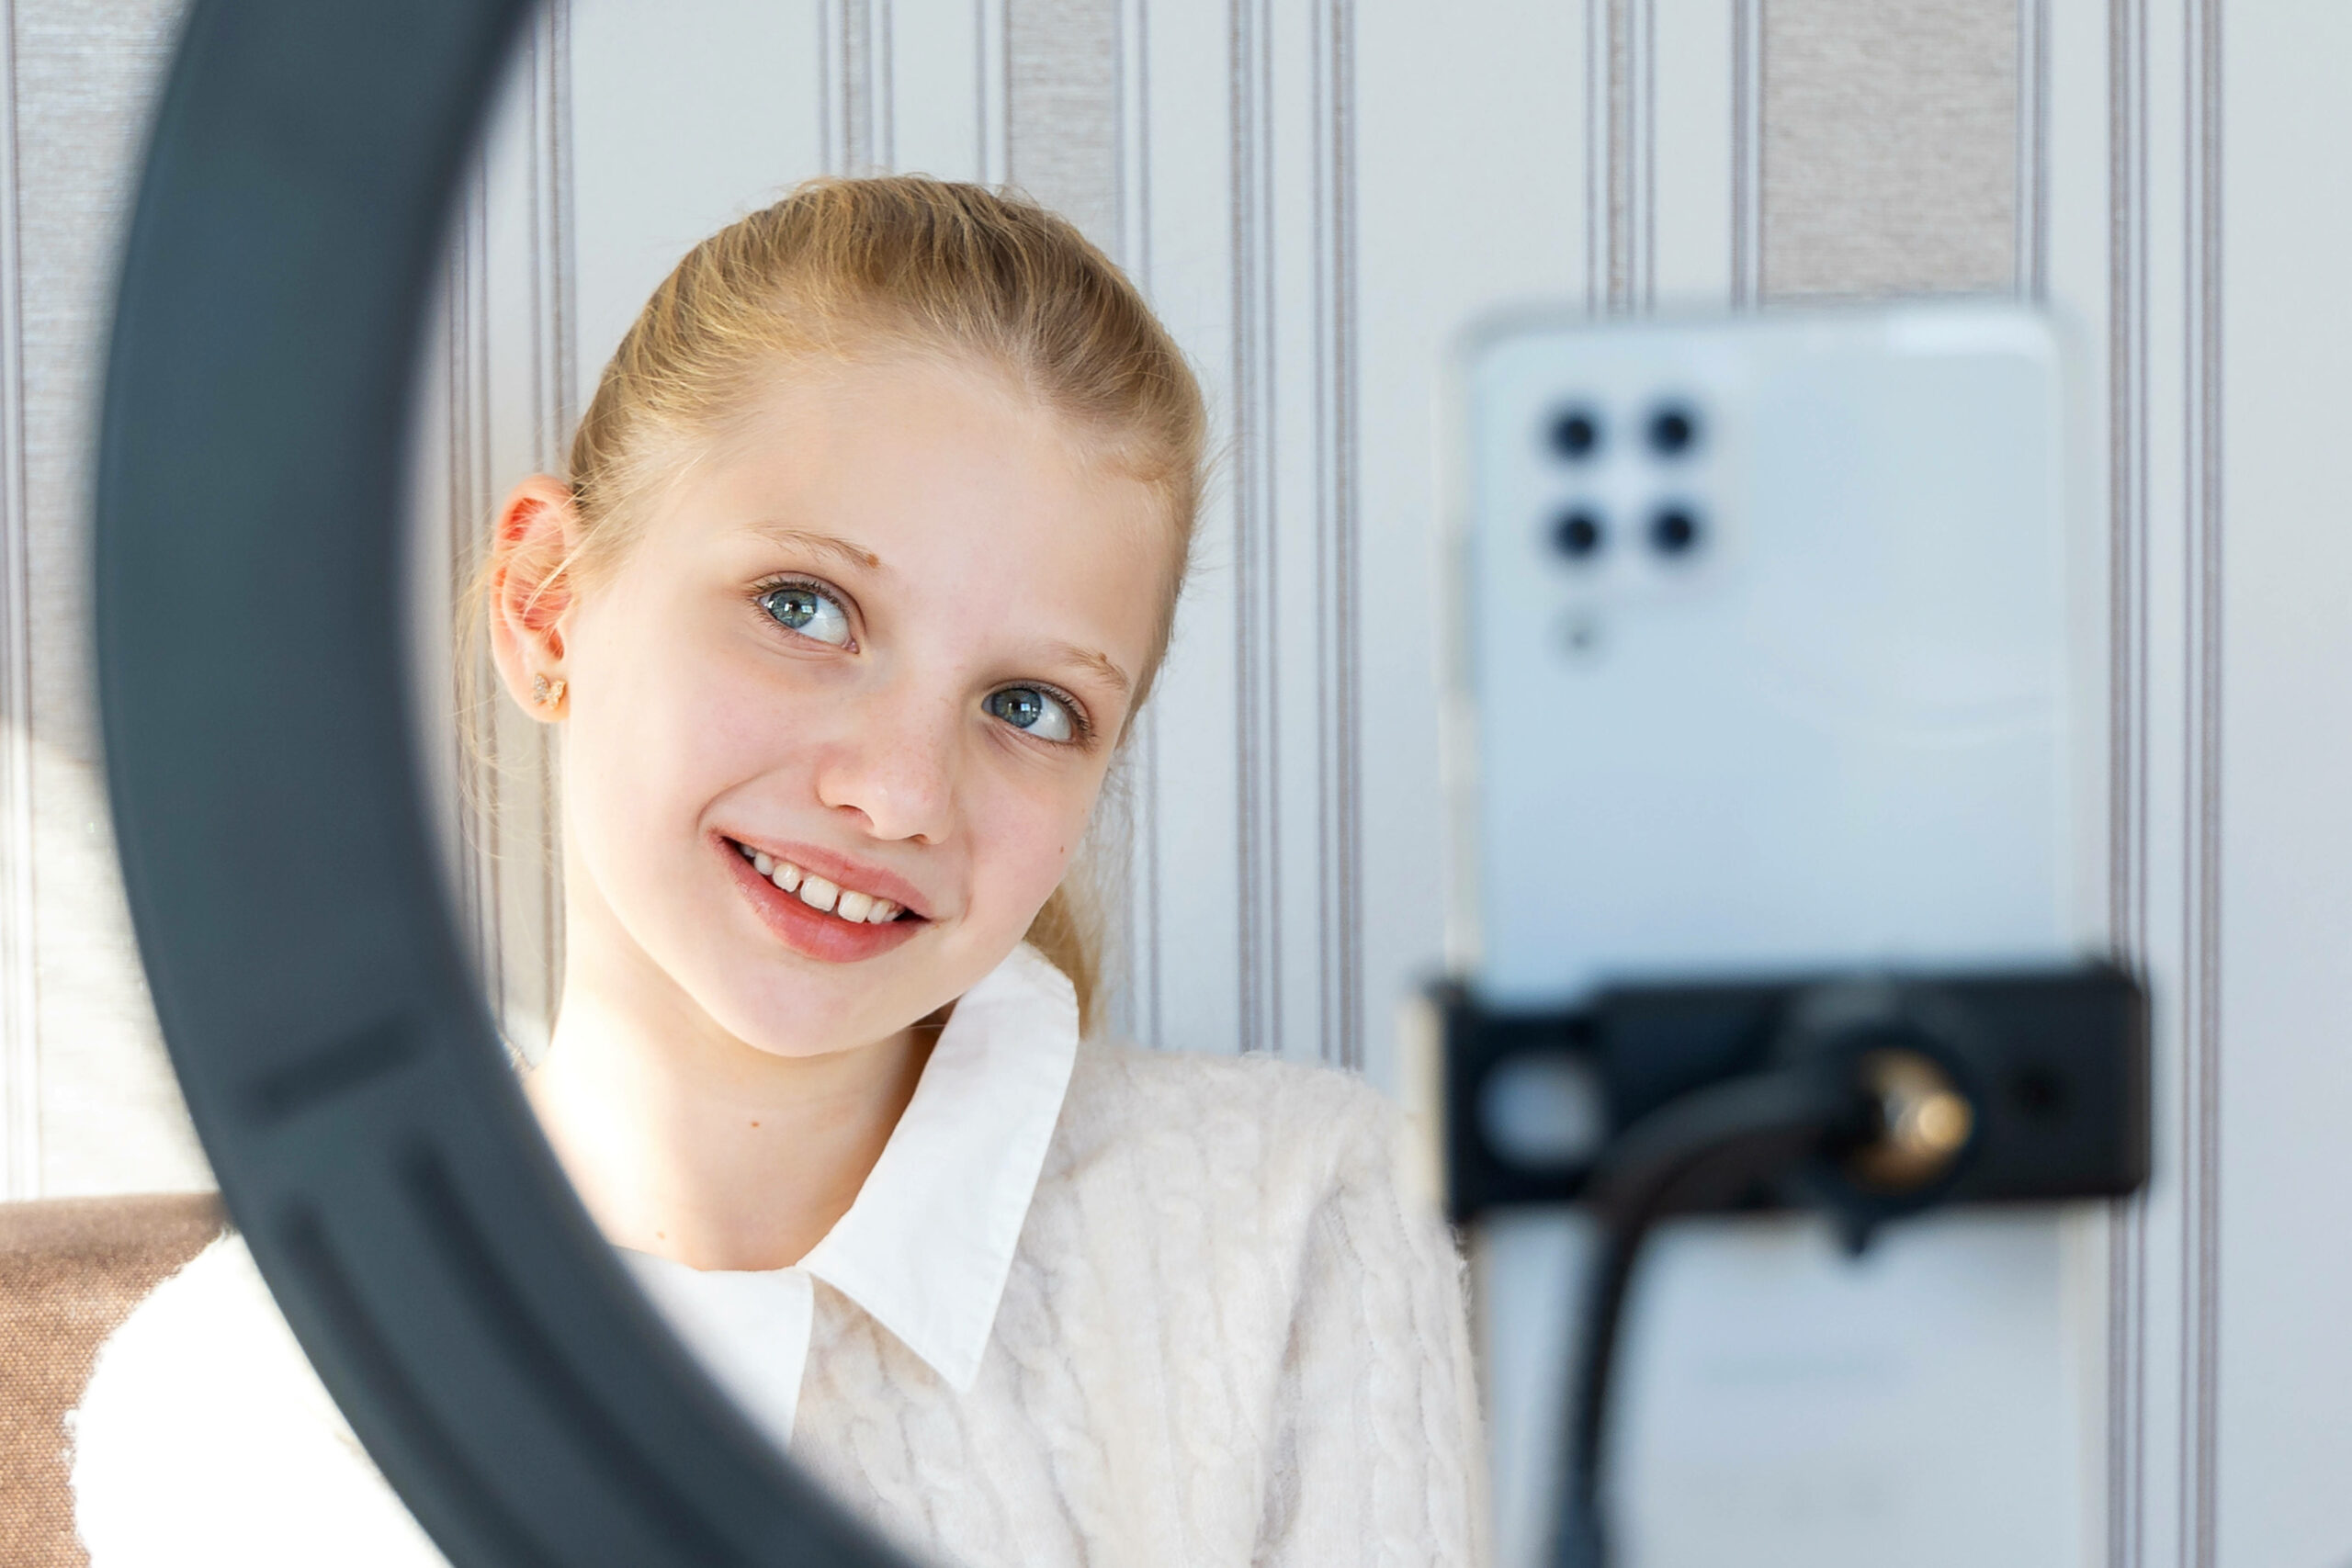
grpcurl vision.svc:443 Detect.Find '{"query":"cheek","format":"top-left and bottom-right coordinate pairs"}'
top-left (961, 767), bottom-right (1100, 921)
top-left (563, 614), bottom-right (781, 845)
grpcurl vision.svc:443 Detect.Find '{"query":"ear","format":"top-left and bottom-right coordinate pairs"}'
top-left (486, 474), bottom-right (584, 722)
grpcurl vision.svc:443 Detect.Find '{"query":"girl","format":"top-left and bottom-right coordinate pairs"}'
top-left (74, 177), bottom-right (1483, 1567)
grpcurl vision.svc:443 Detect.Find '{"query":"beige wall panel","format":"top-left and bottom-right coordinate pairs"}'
top-left (1006, 0), bottom-right (1118, 251)
top-left (14, 0), bottom-right (205, 1196)
top-left (1761, 0), bottom-right (2018, 298)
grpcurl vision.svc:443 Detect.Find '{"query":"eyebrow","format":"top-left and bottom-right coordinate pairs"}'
top-left (1049, 641), bottom-right (1132, 695)
top-left (746, 522), bottom-right (883, 572)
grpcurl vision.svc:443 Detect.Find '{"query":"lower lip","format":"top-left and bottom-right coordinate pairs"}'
top-left (718, 838), bottom-right (926, 964)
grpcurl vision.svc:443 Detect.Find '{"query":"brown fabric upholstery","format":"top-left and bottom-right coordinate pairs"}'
top-left (0, 1194), bottom-right (226, 1568)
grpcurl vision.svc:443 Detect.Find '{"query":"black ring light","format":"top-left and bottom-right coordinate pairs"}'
top-left (95, 3), bottom-right (902, 1563)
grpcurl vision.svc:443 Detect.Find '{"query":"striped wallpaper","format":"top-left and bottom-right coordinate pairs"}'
top-left (0, 3), bottom-right (2341, 1564)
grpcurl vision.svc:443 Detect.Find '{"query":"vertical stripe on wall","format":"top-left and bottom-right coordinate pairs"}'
top-left (1105, 0), bottom-right (1158, 1047)
top-left (821, 0), bottom-right (890, 175)
top-left (527, 3), bottom-right (577, 500)
top-left (1114, 0), bottom-right (1151, 288)
top-left (1115, 0), bottom-right (1160, 1047)
top-left (0, 0), bottom-right (32, 1201)
top-left (976, 0), bottom-right (1010, 187)
top-left (1308, 0), bottom-right (1360, 1069)
top-left (2107, 6), bottom-right (2152, 1561)
top-left (1730, 0), bottom-right (1763, 308)
top-left (526, 0), bottom-right (575, 1029)
top-left (2103, 3), bottom-right (2225, 1562)
top-left (2179, 3), bottom-right (2223, 1560)
top-left (1593, 0), bottom-right (1657, 313)
top-left (1228, 0), bottom-right (1278, 1055)
top-left (1582, 0), bottom-right (1600, 312)
top-left (2018, 0), bottom-right (2051, 299)
top-left (446, 156), bottom-right (502, 1022)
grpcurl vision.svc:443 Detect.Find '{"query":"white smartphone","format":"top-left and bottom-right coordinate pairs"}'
top-left (1447, 304), bottom-right (2103, 1568)
top-left (1453, 302), bottom-right (2086, 1004)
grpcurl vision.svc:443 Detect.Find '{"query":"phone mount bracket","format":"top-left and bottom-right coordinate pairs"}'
top-left (1435, 961), bottom-right (2150, 1230)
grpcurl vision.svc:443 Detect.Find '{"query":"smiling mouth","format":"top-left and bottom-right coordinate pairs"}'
top-left (727, 838), bottom-right (913, 926)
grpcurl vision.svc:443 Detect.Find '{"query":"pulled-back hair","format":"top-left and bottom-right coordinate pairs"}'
top-left (555, 176), bottom-right (1207, 1028)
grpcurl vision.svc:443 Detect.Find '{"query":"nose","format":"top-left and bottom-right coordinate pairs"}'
top-left (812, 681), bottom-right (958, 844)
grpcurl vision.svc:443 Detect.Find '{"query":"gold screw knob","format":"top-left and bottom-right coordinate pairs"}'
top-left (1845, 1049), bottom-right (1974, 1192)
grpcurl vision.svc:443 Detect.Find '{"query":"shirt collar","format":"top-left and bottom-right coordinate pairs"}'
top-left (797, 942), bottom-right (1079, 1393)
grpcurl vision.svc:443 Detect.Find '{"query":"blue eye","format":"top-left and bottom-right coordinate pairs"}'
top-left (759, 582), bottom-right (851, 647)
top-left (985, 685), bottom-right (1078, 743)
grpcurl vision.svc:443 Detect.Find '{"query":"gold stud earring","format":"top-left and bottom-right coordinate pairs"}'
top-left (531, 673), bottom-right (567, 708)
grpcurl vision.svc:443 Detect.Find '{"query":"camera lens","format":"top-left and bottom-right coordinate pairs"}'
top-left (1648, 504), bottom-right (1702, 557)
top-left (1548, 406), bottom-right (1602, 459)
top-left (1550, 507), bottom-right (1605, 561)
top-left (1646, 402), bottom-right (1699, 457)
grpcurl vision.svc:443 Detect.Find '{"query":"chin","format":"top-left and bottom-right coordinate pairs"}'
top-left (700, 960), bottom-right (939, 1059)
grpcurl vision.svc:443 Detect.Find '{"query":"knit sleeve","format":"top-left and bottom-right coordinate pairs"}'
top-left (1253, 1091), bottom-right (1487, 1568)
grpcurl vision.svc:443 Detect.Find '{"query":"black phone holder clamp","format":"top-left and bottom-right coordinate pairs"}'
top-left (1424, 962), bottom-right (2150, 1568)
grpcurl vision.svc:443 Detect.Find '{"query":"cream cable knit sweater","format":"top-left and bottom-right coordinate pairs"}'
top-left (71, 1043), bottom-right (1486, 1567)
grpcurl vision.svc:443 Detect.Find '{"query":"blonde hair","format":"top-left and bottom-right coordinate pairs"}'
top-left (546, 175), bottom-right (1206, 1029)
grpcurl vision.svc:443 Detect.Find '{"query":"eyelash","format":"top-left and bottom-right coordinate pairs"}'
top-left (748, 574), bottom-right (1097, 748)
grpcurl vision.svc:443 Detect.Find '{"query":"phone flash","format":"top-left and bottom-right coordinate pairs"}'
top-left (1559, 610), bottom-right (1605, 660)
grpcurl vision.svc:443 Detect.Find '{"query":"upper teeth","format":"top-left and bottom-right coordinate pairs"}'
top-left (736, 840), bottom-right (902, 924)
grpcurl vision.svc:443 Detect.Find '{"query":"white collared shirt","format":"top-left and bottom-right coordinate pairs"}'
top-left (617, 941), bottom-right (1079, 1446)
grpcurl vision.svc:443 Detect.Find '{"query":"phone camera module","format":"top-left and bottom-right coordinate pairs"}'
top-left (1550, 507), bottom-right (1606, 561)
top-left (1547, 406), bottom-right (1602, 459)
top-left (1645, 402), bottom-right (1699, 457)
top-left (1648, 504), bottom-right (1703, 558)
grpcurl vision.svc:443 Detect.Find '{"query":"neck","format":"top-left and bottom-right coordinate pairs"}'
top-left (524, 962), bottom-right (933, 1273)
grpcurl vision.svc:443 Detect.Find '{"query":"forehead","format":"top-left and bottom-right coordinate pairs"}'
top-left (653, 355), bottom-right (1171, 644)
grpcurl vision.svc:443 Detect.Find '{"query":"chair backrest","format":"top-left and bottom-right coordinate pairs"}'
top-left (0, 1194), bottom-right (225, 1568)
